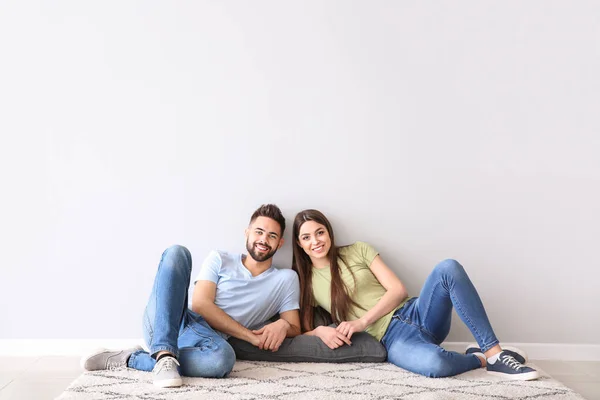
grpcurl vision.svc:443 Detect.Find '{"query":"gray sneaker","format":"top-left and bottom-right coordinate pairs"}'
top-left (153, 356), bottom-right (182, 388)
top-left (80, 346), bottom-right (143, 371)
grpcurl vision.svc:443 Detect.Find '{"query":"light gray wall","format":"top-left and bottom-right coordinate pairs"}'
top-left (1, 1), bottom-right (598, 344)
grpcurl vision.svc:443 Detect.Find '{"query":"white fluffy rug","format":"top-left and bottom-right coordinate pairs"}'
top-left (56, 361), bottom-right (585, 400)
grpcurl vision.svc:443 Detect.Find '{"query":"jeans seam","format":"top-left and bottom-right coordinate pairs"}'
top-left (450, 289), bottom-right (484, 345)
top-left (144, 313), bottom-right (154, 343)
top-left (480, 339), bottom-right (500, 353)
top-left (151, 263), bottom-right (160, 346)
top-left (389, 302), bottom-right (424, 337)
top-left (419, 281), bottom-right (446, 343)
top-left (425, 272), bottom-right (486, 347)
top-left (419, 326), bottom-right (439, 343)
top-left (180, 324), bottom-right (191, 336)
top-left (148, 260), bottom-right (179, 359)
top-left (188, 327), bottom-right (215, 347)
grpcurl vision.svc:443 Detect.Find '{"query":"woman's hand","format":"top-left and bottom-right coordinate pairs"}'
top-left (314, 326), bottom-right (352, 349)
top-left (336, 319), bottom-right (367, 339)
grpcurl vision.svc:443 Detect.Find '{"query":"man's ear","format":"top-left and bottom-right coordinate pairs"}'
top-left (244, 228), bottom-right (249, 238)
top-left (278, 238), bottom-right (285, 249)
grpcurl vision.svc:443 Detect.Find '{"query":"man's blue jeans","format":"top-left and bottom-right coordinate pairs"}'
top-left (127, 245), bottom-right (236, 378)
top-left (382, 259), bottom-right (499, 378)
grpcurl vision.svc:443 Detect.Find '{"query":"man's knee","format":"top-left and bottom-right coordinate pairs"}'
top-left (161, 245), bottom-right (192, 273)
top-left (209, 344), bottom-right (236, 378)
top-left (180, 342), bottom-right (236, 378)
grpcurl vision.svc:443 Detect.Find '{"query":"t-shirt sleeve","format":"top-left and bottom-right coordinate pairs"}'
top-left (355, 241), bottom-right (379, 266)
top-left (278, 271), bottom-right (300, 314)
top-left (194, 250), bottom-right (222, 284)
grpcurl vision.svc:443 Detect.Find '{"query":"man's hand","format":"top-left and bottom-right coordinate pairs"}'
top-left (336, 319), bottom-right (367, 339)
top-left (252, 319), bottom-right (290, 352)
top-left (313, 326), bottom-right (352, 349)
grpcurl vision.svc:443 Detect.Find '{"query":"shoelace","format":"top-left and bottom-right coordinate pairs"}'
top-left (500, 354), bottom-right (524, 370)
top-left (106, 361), bottom-right (123, 371)
top-left (106, 352), bottom-right (127, 371)
top-left (155, 357), bottom-right (180, 374)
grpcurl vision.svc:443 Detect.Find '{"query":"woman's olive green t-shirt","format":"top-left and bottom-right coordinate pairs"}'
top-left (311, 241), bottom-right (410, 341)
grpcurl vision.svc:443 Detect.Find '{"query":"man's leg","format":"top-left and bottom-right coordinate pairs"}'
top-left (82, 245), bottom-right (192, 382)
top-left (176, 309), bottom-right (236, 378)
top-left (127, 245), bottom-right (192, 387)
top-left (146, 245), bottom-right (192, 358)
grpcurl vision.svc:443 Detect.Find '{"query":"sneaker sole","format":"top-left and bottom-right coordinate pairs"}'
top-left (488, 370), bottom-right (540, 381)
top-left (154, 378), bottom-right (183, 388)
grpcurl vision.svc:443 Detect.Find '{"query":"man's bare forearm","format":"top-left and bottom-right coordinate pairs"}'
top-left (192, 301), bottom-right (257, 344)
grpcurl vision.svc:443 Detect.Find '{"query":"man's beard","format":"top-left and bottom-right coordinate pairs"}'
top-left (246, 239), bottom-right (278, 262)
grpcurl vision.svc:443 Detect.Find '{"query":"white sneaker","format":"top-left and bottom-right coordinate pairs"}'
top-left (153, 356), bottom-right (182, 388)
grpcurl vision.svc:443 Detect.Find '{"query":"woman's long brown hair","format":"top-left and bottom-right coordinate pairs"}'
top-left (292, 209), bottom-right (361, 332)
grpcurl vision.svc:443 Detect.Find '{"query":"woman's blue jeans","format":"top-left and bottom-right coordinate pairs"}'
top-left (127, 245), bottom-right (236, 378)
top-left (382, 259), bottom-right (499, 378)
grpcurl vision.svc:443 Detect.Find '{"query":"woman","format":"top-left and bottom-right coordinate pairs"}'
top-left (292, 209), bottom-right (539, 380)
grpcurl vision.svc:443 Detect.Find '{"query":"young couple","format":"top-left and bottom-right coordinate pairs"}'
top-left (82, 204), bottom-right (539, 388)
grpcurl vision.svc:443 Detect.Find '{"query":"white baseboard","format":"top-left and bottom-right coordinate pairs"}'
top-left (0, 340), bottom-right (599, 361)
top-left (0, 339), bottom-right (145, 357)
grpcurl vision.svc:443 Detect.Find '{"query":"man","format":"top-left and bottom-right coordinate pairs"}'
top-left (82, 204), bottom-right (300, 387)
top-left (82, 204), bottom-right (387, 388)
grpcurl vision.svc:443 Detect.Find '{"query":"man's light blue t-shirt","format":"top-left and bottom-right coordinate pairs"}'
top-left (194, 250), bottom-right (300, 338)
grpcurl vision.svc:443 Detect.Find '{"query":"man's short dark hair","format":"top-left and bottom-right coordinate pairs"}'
top-left (249, 204), bottom-right (286, 236)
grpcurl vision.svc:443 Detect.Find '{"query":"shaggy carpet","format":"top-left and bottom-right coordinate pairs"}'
top-left (56, 361), bottom-right (585, 400)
